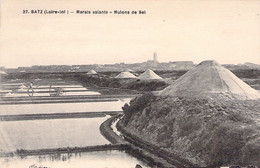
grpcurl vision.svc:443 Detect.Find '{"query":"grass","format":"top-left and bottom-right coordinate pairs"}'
top-left (121, 93), bottom-right (260, 167)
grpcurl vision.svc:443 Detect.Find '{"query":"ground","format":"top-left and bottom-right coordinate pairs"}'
top-left (121, 94), bottom-right (260, 167)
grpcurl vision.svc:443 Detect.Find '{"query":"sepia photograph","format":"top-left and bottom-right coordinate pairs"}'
top-left (0, 0), bottom-right (260, 167)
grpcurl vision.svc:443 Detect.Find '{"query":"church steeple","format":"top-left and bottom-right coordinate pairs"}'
top-left (153, 52), bottom-right (158, 62)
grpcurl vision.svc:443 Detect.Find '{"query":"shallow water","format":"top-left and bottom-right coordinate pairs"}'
top-left (35, 85), bottom-right (84, 88)
top-left (63, 87), bottom-right (88, 91)
top-left (1, 83), bottom-right (24, 86)
top-left (63, 91), bottom-right (100, 96)
top-left (0, 117), bottom-right (110, 152)
top-left (111, 117), bottom-right (124, 137)
top-left (0, 99), bottom-right (131, 115)
top-left (0, 84), bottom-right (85, 91)
top-left (3, 90), bottom-right (100, 97)
top-left (13, 87), bottom-right (88, 92)
top-left (1, 84), bottom-right (94, 97)
top-left (3, 92), bottom-right (52, 97)
top-left (0, 81), bottom-right (141, 167)
top-left (0, 150), bottom-right (150, 168)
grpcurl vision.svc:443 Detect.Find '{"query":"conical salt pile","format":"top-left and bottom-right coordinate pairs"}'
top-left (17, 88), bottom-right (27, 92)
top-left (125, 68), bottom-right (134, 72)
top-left (4, 92), bottom-right (13, 97)
top-left (87, 70), bottom-right (97, 75)
top-left (160, 60), bottom-right (260, 99)
top-left (19, 85), bottom-right (27, 89)
top-left (138, 69), bottom-right (162, 80)
top-left (115, 72), bottom-right (136, 79)
top-left (0, 71), bottom-right (7, 75)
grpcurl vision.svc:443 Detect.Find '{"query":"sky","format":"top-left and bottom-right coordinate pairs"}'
top-left (0, 0), bottom-right (260, 68)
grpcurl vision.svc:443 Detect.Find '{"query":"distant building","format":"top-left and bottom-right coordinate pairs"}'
top-left (168, 61), bottom-right (194, 70)
top-left (153, 52), bottom-right (158, 62)
top-left (144, 52), bottom-right (159, 67)
top-left (170, 61), bottom-right (194, 65)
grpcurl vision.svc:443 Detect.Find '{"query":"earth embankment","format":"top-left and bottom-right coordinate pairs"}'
top-left (120, 93), bottom-right (260, 167)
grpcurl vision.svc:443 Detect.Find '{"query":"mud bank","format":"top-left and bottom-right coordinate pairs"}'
top-left (0, 144), bottom-right (128, 157)
top-left (100, 115), bottom-right (178, 168)
top-left (1, 94), bottom-right (137, 101)
top-left (0, 94), bottom-right (138, 105)
top-left (99, 115), bottom-right (127, 144)
top-left (0, 111), bottom-right (122, 121)
top-left (0, 98), bottom-right (119, 105)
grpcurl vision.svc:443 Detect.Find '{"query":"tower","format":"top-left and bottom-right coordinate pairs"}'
top-left (153, 52), bottom-right (158, 62)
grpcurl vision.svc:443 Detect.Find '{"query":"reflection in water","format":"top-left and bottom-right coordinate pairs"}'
top-left (0, 98), bottom-right (131, 115)
top-left (3, 87), bottom-right (88, 93)
top-left (111, 117), bottom-right (124, 138)
top-left (63, 91), bottom-right (100, 96)
top-left (0, 117), bottom-right (110, 152)
top-left (35, 85), bottom-right (84, 88)
top-left (0, 80), bottom-right (138, 167)
top-left (3, 91), bottom-right (100, 97)
top-left (0, 150), bottom-right (150, 168)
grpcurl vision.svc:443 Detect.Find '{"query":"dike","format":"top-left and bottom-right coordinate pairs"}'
top-left (117, 119), bottom-right (196, 168)
top-left (100, 115), bottom-right (176, 168)
top-left (0, 144), bottom-right (128, 157)
top-left (99, 114), bottom-right (127, 144)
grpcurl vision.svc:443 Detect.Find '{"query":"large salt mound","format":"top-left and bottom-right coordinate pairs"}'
top-left (138, 69), bottom-right (162, 80)
top-left (115, 72), bottom-right (136, 78)
top-left (87, 70), bottom-right (97, 75)
top-left (160, 60), bottom-right (260, 99)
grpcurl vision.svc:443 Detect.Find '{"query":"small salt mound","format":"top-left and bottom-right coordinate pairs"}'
top-left (17, 88), bottom-right (27, 92)
top-left (4, 92), bottom-right (13, 97)
top-left (138, 69), bottom-right (162, 80)
top-left (160, 60), bottom-right (260, 100)
top-left (0, 71), bottom-right (7, 75)
top-left (125, 68), bottom-right (134, 72)
top-left (87, 70), bottom-right (97, 75)
top-left (19, 85), bottom-right (27, 89)
top-left (115, 72), bottom-right (136, 79)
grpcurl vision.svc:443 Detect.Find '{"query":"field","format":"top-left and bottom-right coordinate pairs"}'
top-left (1, 69), bottom-right (259, 92)
top-left (1, 68), bottom-right (260, 167)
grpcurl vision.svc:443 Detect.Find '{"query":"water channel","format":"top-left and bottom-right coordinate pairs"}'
top-left (0, 81), bottom-right (149, 168)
